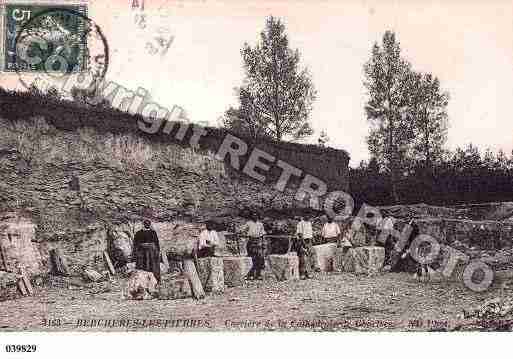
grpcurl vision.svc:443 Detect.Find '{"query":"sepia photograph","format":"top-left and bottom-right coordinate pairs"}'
top-left (0, 0), bottom-right (513, 350)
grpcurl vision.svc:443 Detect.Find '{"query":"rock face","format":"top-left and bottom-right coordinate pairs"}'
top-left (196, 257), bottom-right (224, 293)
top-left (0, 212), bottom-right (42, 275)
top-left (268, 254), bottom-right (299, 281)
top-left (222, 256), bottom-right (252, 287)
top-left (311, 243), bottom-right (337, 272)
top-left (158, 274), bottom-right (192, 300)
top-left (37, 225), bottom-right (109, 275)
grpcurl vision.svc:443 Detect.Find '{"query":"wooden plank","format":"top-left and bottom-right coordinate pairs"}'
top-left (17, 278), bottom-right (28, 296)
top-left (182, 259), bottom-right (205, 299)
top-left (20, 270), bottom-right (34, 295)
top-left (0, 242), bottom-right (7, 271)
top-left (161, 250), bottom-right (170, 274)
top-left (103, 251), bottom-right (116, 275)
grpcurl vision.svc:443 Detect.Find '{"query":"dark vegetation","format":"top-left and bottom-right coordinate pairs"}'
top-left (351, 147), bottom-right (513, 207)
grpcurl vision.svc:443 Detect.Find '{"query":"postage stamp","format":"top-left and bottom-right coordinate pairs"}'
top-left (1, 1), bottom-right (88, 73)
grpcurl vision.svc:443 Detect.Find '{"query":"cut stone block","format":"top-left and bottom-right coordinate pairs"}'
top-left (339, 246), bottom-right (385, 275)
top-left (196, 257), bottom-right (224, 293)
top-left (127, 270), bottom-right (158, 300)
top-left (158, 274), bottom-right (192, 300)
top-left (222, 256), bottom-right (252, 287)
top-left (213, 232), bottom-right (233, 257)
top-left (333, 247), bottom-right (353, 272)
top-left (355, 246), bottom-right (385, 274)
top-left (0, 212), bottom-right (42, 276)
top-left (348, 225), bottom-right (369, 247)
top-left (268, 254), bottom-right (299, 281)
top-left (311, 243), bottom-right (337, 272)
top-left (338, 248), bottom-right (366, 274)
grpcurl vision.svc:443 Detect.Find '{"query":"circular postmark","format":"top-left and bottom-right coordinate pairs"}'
top-left (11, 6), bottom-right (109, 100)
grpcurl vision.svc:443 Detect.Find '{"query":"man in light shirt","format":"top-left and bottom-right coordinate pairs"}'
top-left (241, 212), bottom-right (266, 280)
top-left (194, 220), bottom-right (219, 259)
top-left (322, 216), bottom-right (352, 251)
top-left (295, 216), bottom-right (318, 279)
top-left (321, 216), bottom-right (341, 242)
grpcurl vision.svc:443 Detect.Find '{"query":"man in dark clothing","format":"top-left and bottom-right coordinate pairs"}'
top-left (389, 219), bottom-right (419, 274)
top-left (133, 219), bottom-right (161, 283)
top-left (241, 212), bottom-right (266, 280)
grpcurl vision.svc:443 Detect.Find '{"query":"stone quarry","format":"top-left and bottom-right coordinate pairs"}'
top-left (2, 201), bottom-right (513, 301)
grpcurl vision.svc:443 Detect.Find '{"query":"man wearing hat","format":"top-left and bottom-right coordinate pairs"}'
top-left (133, 219), bottom-right (161, 283)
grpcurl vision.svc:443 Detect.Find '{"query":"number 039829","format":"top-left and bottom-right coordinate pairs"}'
top-left (5, 345), bottom-right (37, 353)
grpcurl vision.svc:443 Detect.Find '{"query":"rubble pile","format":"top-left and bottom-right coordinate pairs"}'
top-left (458, 297), bottom-right (513, 331)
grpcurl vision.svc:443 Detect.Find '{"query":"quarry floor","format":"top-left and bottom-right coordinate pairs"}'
top-left (0, 271), bottom-right (505, 332)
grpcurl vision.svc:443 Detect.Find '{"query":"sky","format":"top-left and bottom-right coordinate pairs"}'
top-left (2, 0), bottom-right (513, 166)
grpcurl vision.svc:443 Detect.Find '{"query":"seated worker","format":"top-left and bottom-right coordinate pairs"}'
top-left (194, 220), bottom-right (219, 259)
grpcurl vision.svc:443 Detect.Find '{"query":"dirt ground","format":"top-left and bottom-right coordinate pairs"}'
top-left (1, 270), bottom-right (507, 332)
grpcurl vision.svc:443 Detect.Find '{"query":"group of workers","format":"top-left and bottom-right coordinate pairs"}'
top-left (131, 213), bottom-right (424, 285)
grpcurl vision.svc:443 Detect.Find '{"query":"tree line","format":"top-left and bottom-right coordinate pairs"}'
top-left (351, 144), bottom-right (513, 206)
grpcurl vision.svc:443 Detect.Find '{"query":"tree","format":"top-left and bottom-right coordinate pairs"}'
top-left (363, 31), bottom-right (414, 203)
top-left (408, 72), bottom-right (449, 172)
top-left (221, 105), bottom-right (271, 139)
top-left (318, 130), bottom-right (330, 147)
top-left (227, 16), bottom-right (316, 141)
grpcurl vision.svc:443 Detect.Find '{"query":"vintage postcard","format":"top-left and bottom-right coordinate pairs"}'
top-left (0, 0), bottom-right (513, 340)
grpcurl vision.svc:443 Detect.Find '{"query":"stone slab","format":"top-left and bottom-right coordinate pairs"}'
top-left (268, 254), bottom-right (299, 281)
top-left (158, 274), bottom-right (192, 300)
top-left (356, 246), bottom-right (385, 274)
top-left (338, 246), bottom-right (385, 275)
top-left (311, 243), bottom-right (337, 272)
top-left (196, 257), bottom-right (224, 293)
top-left (222, 256), bottom-right (252, 287)
top-left (126, 270), bottom-right (158, 300)
top-left (333, 247), bottom-right (347, 273)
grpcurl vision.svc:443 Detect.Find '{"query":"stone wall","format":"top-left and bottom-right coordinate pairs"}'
top-left (0, 212), bottom-right (42, 275)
